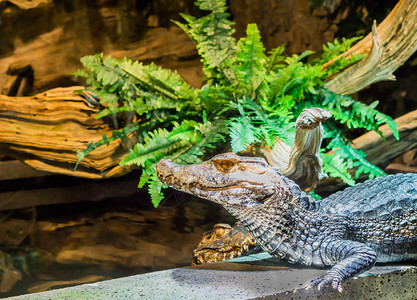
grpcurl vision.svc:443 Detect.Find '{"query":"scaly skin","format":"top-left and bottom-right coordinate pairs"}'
top-left (191, 223), bottom-right (257, 265)
top-left (156, 153), bottom-right (417, 292)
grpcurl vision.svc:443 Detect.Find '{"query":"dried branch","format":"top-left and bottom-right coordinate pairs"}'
top-left (260, 108), bottom-right (330, 190)
top-left (241, 108), bottom-right (330, 190)
top-left (324, 0), bottom-right (417, 95)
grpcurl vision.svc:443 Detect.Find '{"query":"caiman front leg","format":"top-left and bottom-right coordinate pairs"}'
top-left (311, 239), bottom-right (377, 292)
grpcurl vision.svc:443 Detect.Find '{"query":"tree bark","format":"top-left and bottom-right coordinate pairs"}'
top-left (352, 110), bottom-right (417, 169)
top-left (0, 87), bottom-right (134, 179)
top-left (324, 0), bottom-right (417, 95)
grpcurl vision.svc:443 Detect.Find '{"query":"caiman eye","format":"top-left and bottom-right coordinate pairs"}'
top-left (213, 159), bottom-right (236, 172)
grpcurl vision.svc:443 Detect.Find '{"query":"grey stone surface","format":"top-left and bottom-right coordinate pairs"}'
top-left (6, 253), bottom-right (417, 300)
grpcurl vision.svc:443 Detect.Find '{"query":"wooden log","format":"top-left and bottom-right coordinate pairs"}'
top-left (0, 25), bottom-right (201, 96)
top-left (324, 0), bottom-right (417, 95)
top-left (1, 0), bottom-right (51, 9)
top-left (352, 109), bottom-right (417, 168)
top-left (0, 87), bottom-right (134, 178)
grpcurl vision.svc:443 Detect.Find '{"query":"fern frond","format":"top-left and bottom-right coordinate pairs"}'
top-left (119, 59), bottom-right (196, 102)
top-left (320, 36), bottom-right (363, 63)
top-left (268, 51), bottom-right (324, 102)
top-left (316, 88), bottom-right (399, 139)
top-left (325, 53), bottom-right (366, 76)
top-left (77, 54), bottom-right (133, 108)
top-left (177, 119), bottom-right (228, 163)
top-left (75, 121), bottom-right (141, 169)
top-left (175, 0), bottom-right (237, 84)
top-left (321, 152), bottom-right (355, 186)
top-left (266, 45), bottom-right (286, 73)
top-left (120, 129), bottom-right (181, 167)
top-left (120, 119), bottom-right (210, 167)
top-left (325, 127), bottom-right (386, 179)
top-left (317, 36), bottom-right (366, 76)
top-left (228, 99), bottom-right (293, 150)
top-left (148, 173), bottom-right (166, 207)
top-left (229, 116), bottom-right (257, 153)
top-left (195, 0), bottom-right (228, 11)
top-left (234, 23), bottom-right (268, 98)
top-left (260, 94), bottom-right (295, 119)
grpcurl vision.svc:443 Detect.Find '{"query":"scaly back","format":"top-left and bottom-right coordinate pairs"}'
top-left (318, 173), bottom-right (417, 219)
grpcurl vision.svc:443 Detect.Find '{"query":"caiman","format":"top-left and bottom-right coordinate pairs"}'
top-left (191, 223), bottom-right (258, 266)
top-left (156, 153), bottom-right (417, 292)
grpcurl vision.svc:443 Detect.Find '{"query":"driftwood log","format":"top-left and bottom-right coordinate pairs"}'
top-left (0, 25), bottom-right (201, 96)
top-left (0, 87), bottom-right (134, 179)
top-left (0, 0), bottom-right (51, 10)
top-left (247, 107), bottom-right (331, 191)
top-left (0, 0), bottom-right (417, 185)
top-left (323, 0), bottom-right (417, 95)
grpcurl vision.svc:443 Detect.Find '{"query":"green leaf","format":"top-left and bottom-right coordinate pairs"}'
top-left (148, 173), bottom-right (167, 207)
top-left (320, 36), bottom-right (363, 63)
top-left (324, 126), bottom-right (386, 179)
top-left (314, 88), bottom-right (399, 140)
top-left (74, 121), bottom-right (142, 170)
top-left (234, 23), bottom-right (268, 98)
top-left (321, 152), bottom-right (355, 186)
top-left (119, 59), bottom-right (196, 102)
top-left (267, 45), bottom-right (286, 73)
top-left (195, 0), bottom-right (228, 12)
top-left (229, 116), bottom-right (257, 153)
top-left (176, 0), bottom-right (237, 84)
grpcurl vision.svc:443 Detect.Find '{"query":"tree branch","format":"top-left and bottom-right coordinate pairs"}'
top-left (324, 0), bottom-right (417, 95)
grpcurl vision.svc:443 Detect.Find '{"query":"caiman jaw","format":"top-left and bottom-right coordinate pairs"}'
top-left (156, 154), bottom-right (278, 205)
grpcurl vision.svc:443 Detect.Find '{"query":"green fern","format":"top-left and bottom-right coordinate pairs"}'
top-left (321, 151), bottom-right (355, 186)
top-left (266, 45), bottom-right (286, 73)
top-left (117, 118), bottom-right (226, 206)
top-left (234, 23), bottom-right (268, 99)
top-left (316, 37), bottom-right (367, 76)
top-left (75, 0), bottom-right (398, 206)
top-left (268, 51), bottom-right (324, 103)
top-left (177, 118), bottom-right (228, 163)
top-left (120, 120), bottom-right (203, 168)
top-left (312, 88), bottom-right (399, 139)
top-left (324, 126), bottom-right (386, 179)
top-left (229, 98), bottom-right (294, 152)
top-left (229, 113), bottom-right (257, 153)
top-left (147, 172), bottom-right (166, 207)
top-left (173, 0), bottom-right (237, 84)
top-left (75, 121), bottom-right (141, 169)
top-left (320, 37), bottom-right (363, 63)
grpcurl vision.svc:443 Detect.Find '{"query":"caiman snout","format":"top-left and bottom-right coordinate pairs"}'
top-left (156, 159), bottom-right (174, 180)
top-left (156, 159), bottom-right (191, 185)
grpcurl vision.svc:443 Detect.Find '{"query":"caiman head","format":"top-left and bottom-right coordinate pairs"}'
top-left (156, 152), bottom-right (294, 210)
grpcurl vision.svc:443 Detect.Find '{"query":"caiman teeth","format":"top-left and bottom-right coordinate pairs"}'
top-left (158, 172), bottom-right (265, 193)
top-left (159, 174), bottom-right (215, 191)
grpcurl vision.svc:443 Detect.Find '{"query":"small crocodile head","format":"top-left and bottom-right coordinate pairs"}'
top-left (156, 152), bottom-right (292, 208)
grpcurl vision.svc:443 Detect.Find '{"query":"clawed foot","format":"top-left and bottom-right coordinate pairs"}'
top-left (311, 276), bottom-right (343, 293)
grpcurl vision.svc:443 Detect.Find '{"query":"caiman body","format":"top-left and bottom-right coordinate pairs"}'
top-left (156, 153), bottom-right (417, 291)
